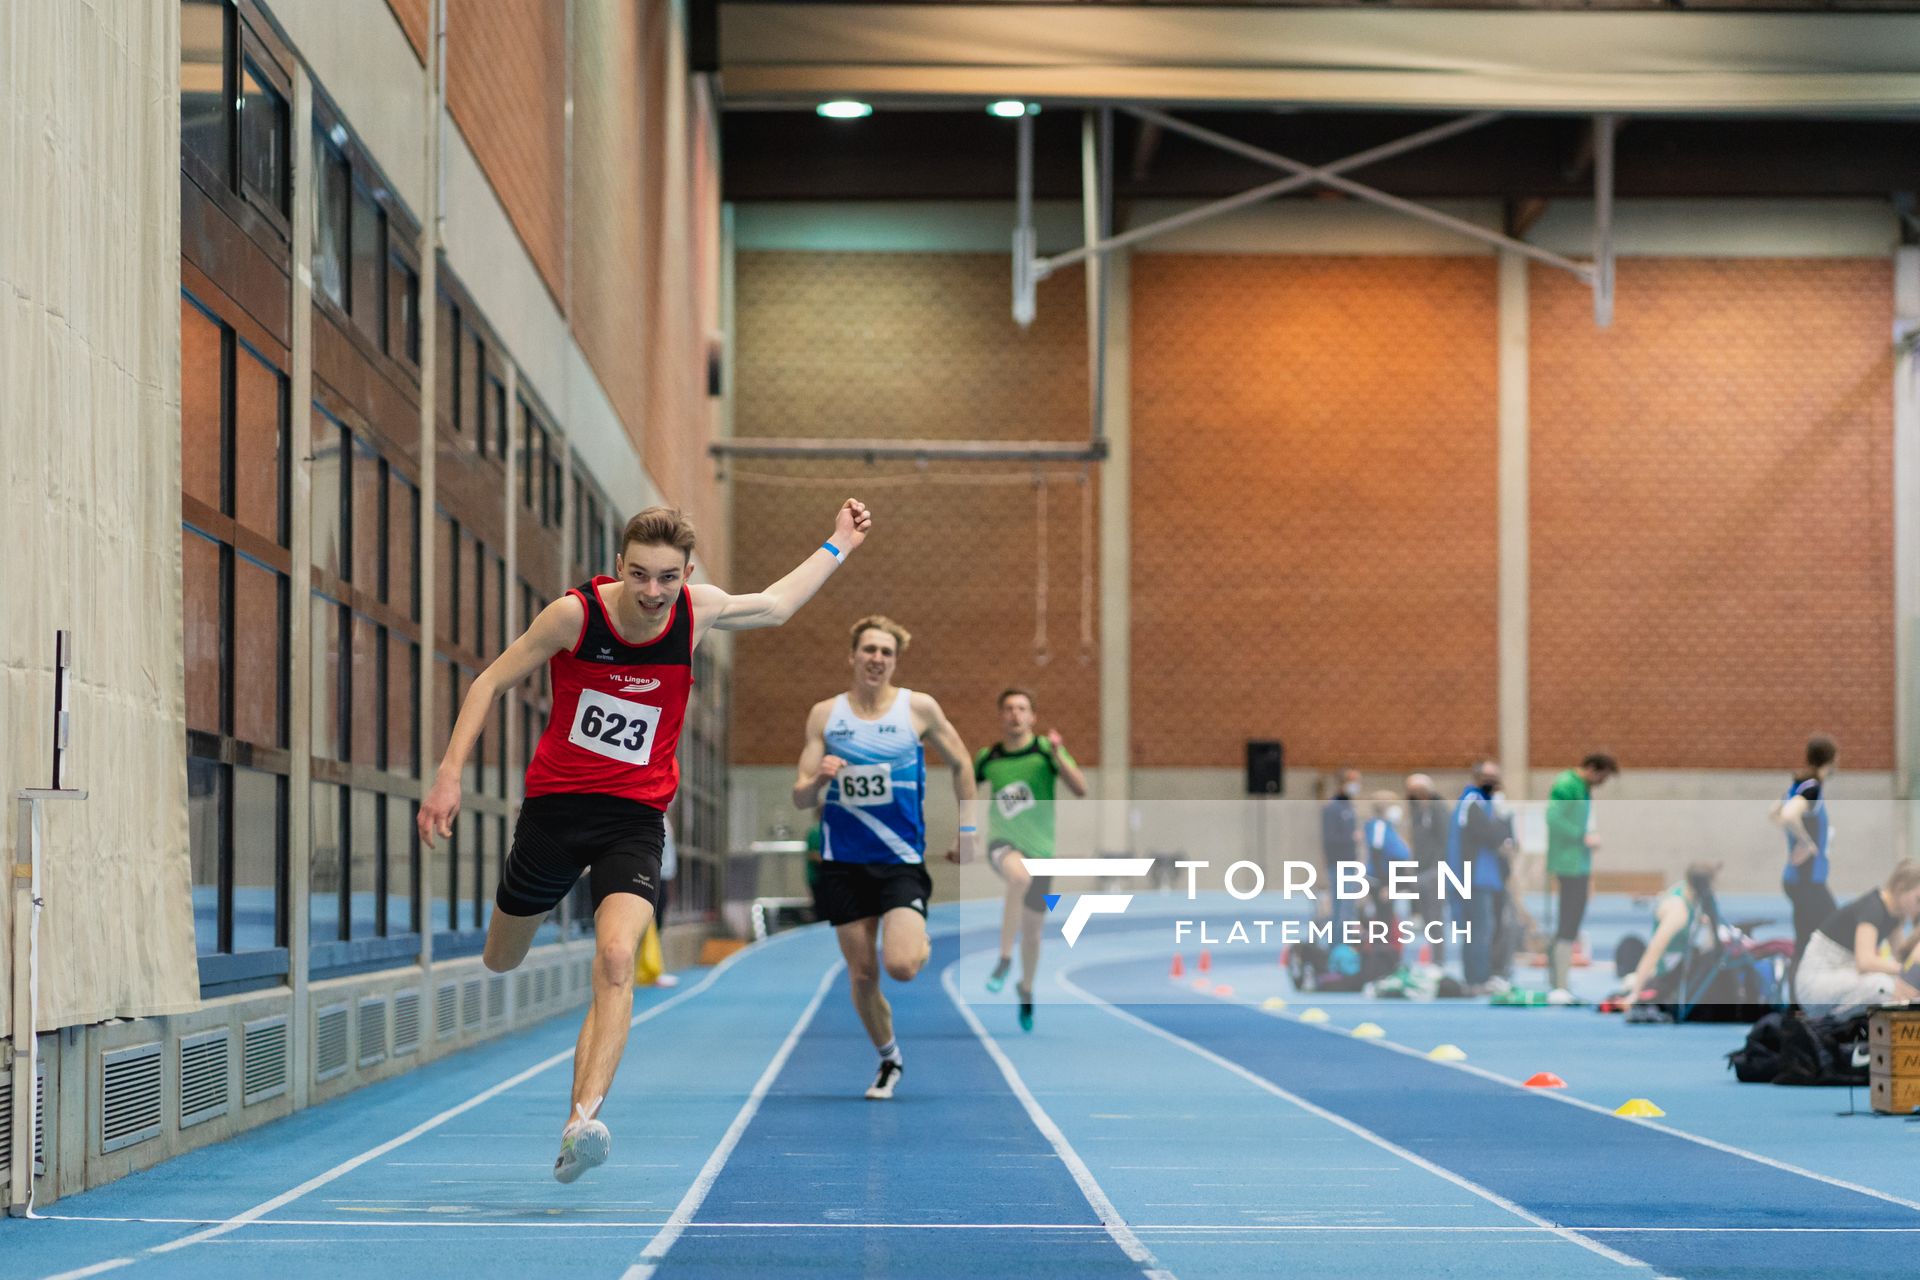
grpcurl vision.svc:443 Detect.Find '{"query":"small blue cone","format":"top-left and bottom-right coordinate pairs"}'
top-left (1044, 894), bottom-right (1061, 911)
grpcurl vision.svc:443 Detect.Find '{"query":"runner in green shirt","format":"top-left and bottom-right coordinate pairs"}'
top-left (976, 688), bottom-right (1088, 1031)
top-left (1545, 751), bottom-right (1618, 999)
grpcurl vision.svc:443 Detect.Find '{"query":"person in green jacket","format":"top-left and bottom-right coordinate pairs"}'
top-left (1545, 751), bottom-right (1619, 999)
top-left (977, 688), bottom-right (1088, 1032)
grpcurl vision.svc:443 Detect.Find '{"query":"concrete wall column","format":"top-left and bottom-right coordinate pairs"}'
top-left (1498, 251), bottom-right (1531, 800)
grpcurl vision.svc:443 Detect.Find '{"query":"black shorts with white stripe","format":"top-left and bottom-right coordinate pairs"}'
top-left (497, 793), bottom-right (665, 918)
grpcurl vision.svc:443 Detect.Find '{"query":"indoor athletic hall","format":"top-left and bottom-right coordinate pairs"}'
top-left (5, 3), bottom-right (1920, 1278)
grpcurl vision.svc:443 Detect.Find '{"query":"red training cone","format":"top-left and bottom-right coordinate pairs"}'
top-left (1198, 950), bottom-right (1213, 974)
top-left (1170, 954), bottom-right (1185, 979)
top-left (1417, 944), bottom-right (1433, 965)
top-left (1524, 1072), bottom-right (1568, 1089)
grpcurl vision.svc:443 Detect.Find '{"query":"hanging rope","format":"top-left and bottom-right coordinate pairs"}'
top-left (1079, 467), bottom-right (1095, 664)
top-left (1032, 472), bottom-right (1050, 666)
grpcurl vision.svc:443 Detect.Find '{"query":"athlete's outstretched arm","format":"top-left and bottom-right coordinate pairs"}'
top-left (792, 700), bottom-right (845, 811)
top-left (690, 499), bottom-right (871, 638)
top-left (915, 693), bottom-right (980, 865)
top-left (417, 596), bottom-right (582, 847)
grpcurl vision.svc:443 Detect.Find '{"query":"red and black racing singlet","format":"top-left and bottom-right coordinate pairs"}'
top-left (523, 578), bottom-right (693, 809)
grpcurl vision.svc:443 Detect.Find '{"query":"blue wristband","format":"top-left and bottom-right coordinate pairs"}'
top-left (959, 825), bottom-right (977, 833)
top-left (821, 541), bottom-right (844, 562)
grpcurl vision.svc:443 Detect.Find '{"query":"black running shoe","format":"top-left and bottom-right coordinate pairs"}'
top-left (865, 1058), bottom-right (902, 1100)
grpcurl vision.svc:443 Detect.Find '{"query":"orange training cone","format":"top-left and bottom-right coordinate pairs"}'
top-left (1170, 954), bottom-right (1185, 979)
top-left (1524, 1072), bottom-right (1568, 1089)
top-left (1199, 950), bottom-right (1213, 974)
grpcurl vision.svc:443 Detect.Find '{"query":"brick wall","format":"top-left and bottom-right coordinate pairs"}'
top-left (1131, 255), bottom-right (1502, 770)
top-left (1529, 258), bottom-right (1894, 770)
top-left (728, 249), bottom-right (1894, 774)
top-left (446, 0), bottom-right (565, 304)
top-left (727, 253), bottom-right (1101, 765)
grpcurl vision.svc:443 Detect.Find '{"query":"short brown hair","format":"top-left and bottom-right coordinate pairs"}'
top-left (998, 687), bottom-right (1035, 710)
top-left (1582, 752), bottom-right (1619, 777)
top-left (1806, 734), bottom-right (1838, 770)
top-left (849, 615), bottom-right (910, 654)
top-left (1885, 859), bottom-right (1920, 897)
top-left (621, 507), bottom-right (696, 560)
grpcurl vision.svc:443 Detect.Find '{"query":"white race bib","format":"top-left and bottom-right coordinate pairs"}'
top-left (995, 781), bottom-right (1036, 820)
top-left (567, 688), bottom-right (662, 767)
top-left (836, 764), bottom-right (893, 807)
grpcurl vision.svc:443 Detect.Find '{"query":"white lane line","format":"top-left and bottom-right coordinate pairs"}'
top-left (1055, 970), bottom-right (1659, 1275)
top-left (1241, 996), bottom-right (1920, 1216)
top-left (39, 1263), bottom-right (137, 1280)
top-left (619, 962), bottom-right (843, 1280)
top-left (32, 1215), bottom-right (1920, 1234)
top-left (940, 963), bottom-right (1177, 1280)
top-left (113, 930), bottom-right (800, 1269)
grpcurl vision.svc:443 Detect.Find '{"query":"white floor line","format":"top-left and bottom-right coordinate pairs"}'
top-left (1055, 970), bottom-right (1661, 1276)
top-left (619, 961), bottom-right (843, 1280)
top-left (55, 931), bottom-right (797, 1278)
top-left (28, 1214), bottom-right (1920, 1234)
top-left (940, 963), bottom-right (1177, 1280)
top-left (1242, 996), bottom-right (1920, 1216)
top-left (38, 1263), bottom-right (136, 1280)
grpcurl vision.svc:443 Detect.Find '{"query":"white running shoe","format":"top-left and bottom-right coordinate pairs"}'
top-left (1546, 987), bottom-right (1577, 1006)
top-left (554, 1114), bottom-right (612, 1183)
top-left (865, 1058), bottom-right (903, 1100)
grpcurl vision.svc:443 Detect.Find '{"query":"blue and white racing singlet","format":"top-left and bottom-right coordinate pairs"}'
top-left (821, 688), bottom-right (926, 865)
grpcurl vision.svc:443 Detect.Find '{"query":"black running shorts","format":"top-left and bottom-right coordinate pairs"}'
top-left (812, 860), bottom-right (933, 928)
top-left (496, 793), bottom-right (664, 918)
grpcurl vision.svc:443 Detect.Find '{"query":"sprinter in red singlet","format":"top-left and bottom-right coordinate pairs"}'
top-left (418, 500), bottom-right (872, 1183)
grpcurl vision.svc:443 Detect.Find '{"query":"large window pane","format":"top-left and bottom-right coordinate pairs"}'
top-left (309, 782), bottom-right (344, 943)
top-left (352, 437), bottom-right (383, 593)
top-left (350, 184), bottom-right (385, 346)
top-left (232, 553), bottom-right (284, 747)
top-left (436, 293), bottom-right (458, 429)
top-left (183, 528), bottom-right (224, 736)
top-left (476, 817), bottom-right (499, 931)
top-left (180, 0), bottom-right (229, 181)
top-left (234, 344), bottom-right (285, 543)
top-left (465, 329), bottom-right (485, 448)
top-left (434, 511), bottom-right (455, 647)
top-left (467, 533), bottom-right (486, 657)
top-left (232, 766), bottom-right (282, 952)
top-left (350, 789), bottom-right (379, 940)
top-left (452, 810), bottom-right (475, 930)
top-left (310, 595), bottom-right (342, 759)
top-left (312, 129), bottom-right (349, 310)
top-left (351, 613), bottom-right (381, 765)
top-left (386, 795), bottom-right (417, 936)
top-left (387, 634), bottom-right (417, 777)
top-left (311, 408), bottom-right (346, 580)
top-left (388, 472), bottom-right (417, 622)
top-left (188, 757), bottom-right (226, 955)
top-left (491, 552), bottom-right (507, 659)
top-left (390, 257), bottom-right (420, 366)
top-left (238, 57), bottom-right (287, 214)
top-left (181, 297), bottom-right (225, 513)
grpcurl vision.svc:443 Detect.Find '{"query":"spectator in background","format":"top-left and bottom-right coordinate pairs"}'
top-left (1773, 734), bottom-right (1839, 960)
top-left (1794, 861), bottom-right (1920, 1009)
top-left (1545, 752), bottom-right (1619, 1001)
top-left (1362, 791), bottom-right (1410, 928)
top-left (1320, 768), bottom-right (1361, 920)
top-left (1404, 774), bottom-right (1449, 965)
top-left (1450, 760), bottom-right (1517, 993)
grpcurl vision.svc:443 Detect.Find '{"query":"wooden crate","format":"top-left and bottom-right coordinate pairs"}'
top-left (1868, 1044), bottom-right (1920, 1076)
top-left (1867, 1008), bottom-right (1920, 1050)
top-left (1869, 1072), bottom-right (1920, 1115)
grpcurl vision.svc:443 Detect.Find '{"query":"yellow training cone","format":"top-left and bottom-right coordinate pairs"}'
top-left (1299, 1008), bottom-right (1330, 1024)
top-left (1614, 1098), bottom-right (1665, 1118)
top-left (1427, 1044), bottom-right (1468, 1061)
top-left (1351, 1022), bottom-right (1386, 1039)
top-left (1260, 997), bottom-right (1288, 1011)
